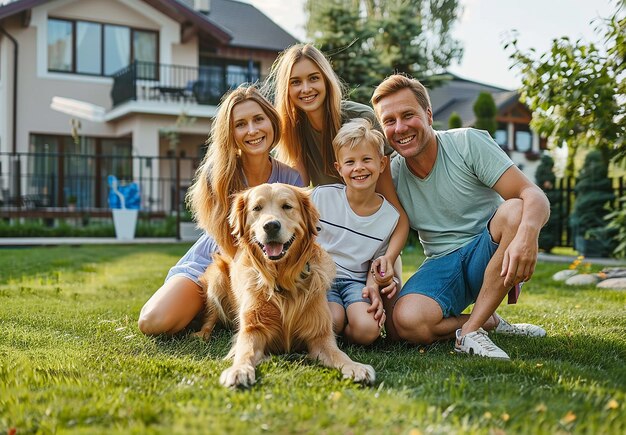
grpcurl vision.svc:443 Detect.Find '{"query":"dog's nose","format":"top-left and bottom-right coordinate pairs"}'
top-left (263, 220), bottom-right (281, 237)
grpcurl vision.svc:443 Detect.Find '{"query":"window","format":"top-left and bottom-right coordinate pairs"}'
top-left (77, 21), bottom-right (101, 74)
top-left (495, 122), bottom-right (508, 148)
top-left (29, 134), bottom-right (131, 207)
top-left (47, 18), bottom-right (157, 77)
top-left (48, 19), bottom-right (72, 72)
top-left (514, 124), bottom-right (532, 152)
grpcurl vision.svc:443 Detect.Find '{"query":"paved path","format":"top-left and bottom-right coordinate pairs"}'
top-left (0, 237), bottom-right (190, 246)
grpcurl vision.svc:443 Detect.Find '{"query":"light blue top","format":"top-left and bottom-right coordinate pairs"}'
top-left (166, 157), bottom-right (304, 284)
top-left (391, 128), bottom-right (513, 258)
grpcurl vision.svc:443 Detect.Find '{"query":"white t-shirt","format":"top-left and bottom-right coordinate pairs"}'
top-left (311, 184), bottom-right (399, 281)
top-left (391, 128), bottom-right (513, 258)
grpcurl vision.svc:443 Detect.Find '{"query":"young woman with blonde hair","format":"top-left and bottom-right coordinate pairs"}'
top-left (265, 44), bottom-right (409, 334)
top-left (138, 85), bottom-right (302, 336)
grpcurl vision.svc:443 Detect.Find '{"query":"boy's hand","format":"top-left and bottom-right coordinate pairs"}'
top-left (370, 255), bottom-right (394, 287)
top-left (363, 285), bottom-right (385, 328)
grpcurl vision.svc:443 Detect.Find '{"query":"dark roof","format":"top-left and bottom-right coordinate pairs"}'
top-left (204, 0), bottom-right (298, 51)
top-left (429, 73), bottom-right (519, 127)
top-left (0, 0), bottom-right (230, 44)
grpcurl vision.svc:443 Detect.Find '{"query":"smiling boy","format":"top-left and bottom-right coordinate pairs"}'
top-left (311, 118), bottom-right (400, 345)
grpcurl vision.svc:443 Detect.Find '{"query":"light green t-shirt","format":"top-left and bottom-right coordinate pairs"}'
top-left (302, 100), bottom-right (393, 186)
top-left (391, 128), bottom-right (514, 258)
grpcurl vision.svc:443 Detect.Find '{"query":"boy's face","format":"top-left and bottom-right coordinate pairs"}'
top-left (334, 141), bottom-right (387, 192)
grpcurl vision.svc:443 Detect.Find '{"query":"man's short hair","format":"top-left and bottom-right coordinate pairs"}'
top-left (332, 118), bottom-right (385, 159)
top-left (371, 74), bottom-right (431, 113)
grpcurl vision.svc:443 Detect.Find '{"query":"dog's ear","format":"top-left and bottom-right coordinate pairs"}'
top-left (296, 187), bottom-right (320, 236)
top-left (229, 190), bottom-right (248, 239)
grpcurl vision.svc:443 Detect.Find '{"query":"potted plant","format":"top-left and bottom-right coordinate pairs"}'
top-left (67, 194), bottom-right (77, 210)
top-left (569, 150), bottom-right (616, 257)
top-left (179, 204), bottom-right (203, 241)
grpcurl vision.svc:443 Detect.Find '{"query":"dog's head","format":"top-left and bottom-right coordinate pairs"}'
top-left (230, 183), bottom-right (319, 261)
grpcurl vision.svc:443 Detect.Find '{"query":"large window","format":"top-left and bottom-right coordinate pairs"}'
top-left (47, 18), bottom-right (157, 77)
top-left (29, 134), bottom-right (131, 207)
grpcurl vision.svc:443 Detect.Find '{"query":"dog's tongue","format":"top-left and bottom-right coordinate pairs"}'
top-left (264, 242), bottom-right (284, 257)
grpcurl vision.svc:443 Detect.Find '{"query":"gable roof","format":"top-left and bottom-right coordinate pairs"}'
top-left (0, 0), bottom-right (231, 44)
top-left (203, 0), bottom-right (298, 51)
top-left (429, 73), bottom-right (520, 127)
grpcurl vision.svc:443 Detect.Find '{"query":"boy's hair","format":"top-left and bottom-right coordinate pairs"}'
top-left (371, 73), bottom-right (431, 113)
top-left (332, 118), bottom-right (385, 159)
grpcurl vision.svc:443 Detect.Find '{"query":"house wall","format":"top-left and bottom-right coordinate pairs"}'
top-left (0, 32), bottom-right (9, 155)
top-left (5, 0), bottom-right (182, 154)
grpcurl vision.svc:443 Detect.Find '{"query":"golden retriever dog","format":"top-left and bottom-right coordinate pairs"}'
top-left (196, 183), bottom-right (375, 388)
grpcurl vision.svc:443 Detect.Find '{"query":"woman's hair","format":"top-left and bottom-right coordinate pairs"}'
top-left (265, 43), bottom-right (344, 179)
top-left (332, 118), bottom-right (385, 159)
top-left (187, 85), bottom-right (280, 257)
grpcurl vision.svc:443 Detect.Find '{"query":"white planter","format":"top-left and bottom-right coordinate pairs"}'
top-left (180, 222), bottom-right (203, 241)
top-left (112, 209), bottom-right (138, 240)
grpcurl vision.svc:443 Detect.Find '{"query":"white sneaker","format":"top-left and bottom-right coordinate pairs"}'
top-left (455, 328), bottom-right (510, 360)
top-left (493, 314), bottom-right (546, 337)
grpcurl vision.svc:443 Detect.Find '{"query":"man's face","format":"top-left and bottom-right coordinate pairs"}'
top-left (375, 88), bottom-right (434, 159)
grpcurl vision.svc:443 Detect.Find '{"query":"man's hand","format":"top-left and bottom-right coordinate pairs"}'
top-left (501, 232), bottom-right (538, 288)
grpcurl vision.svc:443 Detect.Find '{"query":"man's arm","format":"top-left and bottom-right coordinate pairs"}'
top-left (492, 165), bottom-right (550, 287)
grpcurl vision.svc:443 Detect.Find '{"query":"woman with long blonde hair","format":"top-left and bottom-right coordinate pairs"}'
top-left (265, 44), bottom-right (409, 337)
top-left (138, 85), bottom-right (302, 336)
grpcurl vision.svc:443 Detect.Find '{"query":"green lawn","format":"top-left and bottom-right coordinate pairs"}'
top-left (1, 244), bottom-right (624, 434)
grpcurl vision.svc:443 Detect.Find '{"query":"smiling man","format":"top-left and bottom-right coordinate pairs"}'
top-left (371, 74), bottom-right (550, 359)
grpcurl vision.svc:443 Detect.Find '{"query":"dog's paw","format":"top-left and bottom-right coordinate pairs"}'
top-left (192, 330), bottom-right (211, 341)
top-left (341, 362), bottom-right (376, 384)
top-left (219, 364), bottom-right (256, 388)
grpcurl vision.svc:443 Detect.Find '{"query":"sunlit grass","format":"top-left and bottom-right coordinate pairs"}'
top-left (1, 244), bottom-right (624, 434)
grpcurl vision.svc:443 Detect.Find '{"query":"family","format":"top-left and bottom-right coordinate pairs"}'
top-left (138, 43), bottom-right (550, 362)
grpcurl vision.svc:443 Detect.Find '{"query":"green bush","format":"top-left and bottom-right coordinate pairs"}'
top-left (473, 92), bottom-right (497, 137)
top-left (0, 218), bottom-right (176, 238)
top-left (448, 111), bottom-right (462, 129)
top-left (535, 154), bottom-right (563, 252)
top-left (569, 150), bottom-right (616, 256)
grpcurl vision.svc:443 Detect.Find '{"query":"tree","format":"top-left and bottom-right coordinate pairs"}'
top-left (569, 150), bottom-right (616, 257)
top-left (448, 111), bottom-right (462, 129)
top-left (304, 1), bottom-right (380, 103)
top-left (305, 0), bottom-right (463, 102)
top-left (473, 92), bottom-right (497, 137)
top-left (507, 4), bottom-right (625, 168)
top-left (534, 154), bottom-right (562, 253)
top-left (509, 3), bottom-right (625, 257)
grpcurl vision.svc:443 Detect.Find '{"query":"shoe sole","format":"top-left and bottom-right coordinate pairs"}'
top-left (454, 347), bottom-right (510, 360)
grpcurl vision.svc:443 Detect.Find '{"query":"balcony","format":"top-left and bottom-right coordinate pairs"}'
top-left (111, 61), bottom-right (258, 107)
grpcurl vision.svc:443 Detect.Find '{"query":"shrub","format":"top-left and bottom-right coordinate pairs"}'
top-left (473, 92), bottom-right (497, 137)
top-left (535, 154), bottom-right (562, 252)
top-left (569, 150), bottom-right (616, 257)
top-left (448, 112), bottom-right (462, 129)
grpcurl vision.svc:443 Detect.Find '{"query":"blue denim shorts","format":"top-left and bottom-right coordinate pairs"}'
top-left (327, 278), bottom-right (370, 309)
top-left (398, 227), bottom-right (498, 317)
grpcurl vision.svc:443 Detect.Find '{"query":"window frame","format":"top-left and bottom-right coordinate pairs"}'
top-left (47, 17), bottom-right (159, 77)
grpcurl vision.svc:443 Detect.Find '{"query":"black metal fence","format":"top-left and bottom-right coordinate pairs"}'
top-left (0, 152), bottom-right (198, 218)
top-left (1, 151), bottom-right (624, 247)
top-left (546, 177), bottom-right (625, 247)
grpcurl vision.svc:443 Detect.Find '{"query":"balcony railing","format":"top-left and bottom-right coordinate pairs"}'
top-left (111, 61), bottom-right (258, 107)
